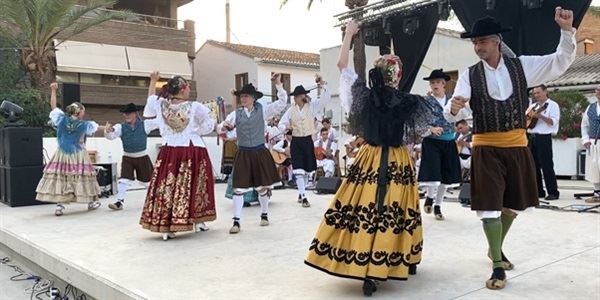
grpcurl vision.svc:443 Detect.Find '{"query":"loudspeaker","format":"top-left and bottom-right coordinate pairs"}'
top-left (458, 183), bottom-right (471, 206)
top-left (316, 177), bottom-right (342, 194)
top-left (0, 165), bottom-right (46, 207)
top-left (62, 83), bottom-right (80, 107)
top-left (0, 127), bottom-right (43, 167)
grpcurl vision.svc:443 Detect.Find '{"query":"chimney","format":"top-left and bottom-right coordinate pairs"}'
top-left (226, 0), bottom-right (231, 43)
top-left (584, 38), bottom-right (594, 55)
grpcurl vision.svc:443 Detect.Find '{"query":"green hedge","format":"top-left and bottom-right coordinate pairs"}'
top-left (549, 89), bottom-right (590, 140)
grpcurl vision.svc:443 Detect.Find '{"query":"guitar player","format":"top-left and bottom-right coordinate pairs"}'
top-left (272, 129), bottom-right (294, 186)
top-left (527, 84), bottom-right (561, 200)
top-left (314, 127), bottom-right (337, 178)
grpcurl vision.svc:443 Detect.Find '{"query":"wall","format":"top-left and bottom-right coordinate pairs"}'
top-left (576, 12), bottom-right (600, 54)
top-left (193, 43), bottom-right (258, 110)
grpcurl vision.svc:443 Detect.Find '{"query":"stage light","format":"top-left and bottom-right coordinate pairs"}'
top-left (403, 17), bottom-right (420, 35)
top-left (438, 0), bottom-right (450, 21)
top-left (486, 0), bottom-right (496, 10)
top-left (523, 0), bottom-right (544, 9)
top-left (0, 100), bottom-right (24, 124)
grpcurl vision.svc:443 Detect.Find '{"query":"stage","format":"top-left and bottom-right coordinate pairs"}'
top-left (1, 183), bottom-right (599, 300)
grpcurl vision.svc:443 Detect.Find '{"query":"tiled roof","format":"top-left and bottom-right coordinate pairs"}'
top-left (546, 53), bottom-right (600, 87)
top-left (203, 40), bottom-right (320, 69)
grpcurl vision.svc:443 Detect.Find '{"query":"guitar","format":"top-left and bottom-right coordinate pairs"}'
top-left (456, 133), bottom-right (472, 154)
top-left (525, 102), bottom-right (549, 129)
top-left (271, 143), bottom-right (290, 165)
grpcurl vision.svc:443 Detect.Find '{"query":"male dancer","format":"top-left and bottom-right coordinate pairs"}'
top-left (419, 69), bottom-right (461, 220)
top-left (217, 74), bottom-right (287, 234)
top-left (279, 75), bottom-right (330, 207)
top-left (445, 9), bottom-right (576, 289)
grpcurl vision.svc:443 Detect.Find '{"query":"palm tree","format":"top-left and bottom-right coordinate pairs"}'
top-left (0, 0), bottom-right (129, 100)
top-left (280, 0), bottom-right (369, 79)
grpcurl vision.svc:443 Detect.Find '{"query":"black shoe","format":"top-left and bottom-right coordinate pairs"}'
top-left (229, 219), bottom-right (241, 234)
top-left (108, 200), bottom-right (123, 210)
top-left (362, 279), bottom-right (377, 296)
top-left (302, 198), bottom-right (311, 208)
top-left (408, 264), bottom-right (417, 275)
top-left (538, 192), bottom-right (546, 199)
top-left (434, 205), bottom-right (444, 220)
top-left (486, 267), bottom-right (507, 290)
top-left (544, 194), bottom-right (559, 201)
top-left (260, 213), bottom-right (269, 226)
top-left (243, 201), bottom-right (252, 207)
top-left (424, 197), bottom-right (433, 214)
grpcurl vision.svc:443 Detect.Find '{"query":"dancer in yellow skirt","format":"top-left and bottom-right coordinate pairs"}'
top-left (305, 20), bottom-right (433, 296)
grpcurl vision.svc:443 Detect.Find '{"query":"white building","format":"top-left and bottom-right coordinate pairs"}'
top-left (319, 28), bottom-right (475, 140)
top-left (194, 40), bottom-right (320, 113)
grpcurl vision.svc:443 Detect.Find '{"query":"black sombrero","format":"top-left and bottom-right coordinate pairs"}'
top-left (233, 83), bottom-right (264, 99)
top-left (423, 69), bottom-right (451, 81)
top-left (119, 103), bottom-right (140, 113)
top-left (289, 85), bottom-right (310, 96)
top-left (460, 16), bottom-right (512, 39)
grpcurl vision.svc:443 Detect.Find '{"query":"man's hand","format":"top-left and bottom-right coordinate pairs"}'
top-left (584, 141), bottom-right (591, 150)
top-left (345, 20), bottom-right (360, 37)
top-left (450, 96), bottom-right (468, 115)
top-left (555, 7), bottom-right (574, 31)
top-left (50, 82), bottom-right (59, 91)
top-left (105, 122), bottom-right (114, 133)
top-left (431, 127), bottom-right (443, 136)
top-left (271, 73), bottom-right (282, 85)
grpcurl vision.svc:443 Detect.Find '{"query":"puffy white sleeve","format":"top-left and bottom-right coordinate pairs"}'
top-left (48, 108), bottom-right (65, 127)
top-left (264, 84), bottom-right (288, 120)
top-left (444, 69), bottom-right (473, 123)
top-left (340, 67), bottom-right (359, 114)
top-left (144, 119), bottom-right (160, 134)
top-left (273, 140), bottom-right (286, 153)
top-left (85, 121), bottom-right (99, 136)
top-left (105, 124), bottom-right (122, 140)
top-left (311, 84), bottom-right (331, 117)
top-left (582, 106), bottom-right (591, 144)
top-left (143, 95), bottom-right (160, 118)
top-left (217, 111), bottom-right (236, 134)
top-left (192, 102), bottom-right (216, 135)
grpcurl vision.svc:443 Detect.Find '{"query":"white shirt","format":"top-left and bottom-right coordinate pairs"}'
top-left (456, 132), bottom-right (472, 155)
top-left (217, 84), bottom-right (288, 133)
top-left (266, 125), bottom-right (283, 145)
top-left (527, 99), bottom-right (560, 135)
top-left (444, 29), bottom-right (577, 123)
top-left (279, 85), bottom-right (331, 130)
top-left (104, 121), bottom-right (154, 157)
top-left (582, 102), bottom-right (600, 144)
top-left (273, 138), bottom-right (291, 153)
top-left (143, 97), bottom-right (215, 147)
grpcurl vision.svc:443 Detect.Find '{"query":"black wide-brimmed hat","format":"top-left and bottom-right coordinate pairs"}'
top-left (234, 83), bottom-right (263, 99)
top-left (289, 85), bottom-right (310, 96)
top-left (119, 103), bottom-right (140, 113)
top-left (460, 16), bottom-right (511, 39)
top-left (423, 69), bottom-right (450, 81)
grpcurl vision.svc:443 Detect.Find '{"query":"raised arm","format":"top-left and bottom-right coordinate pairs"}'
top-left (519, 7), bottom-right (576, 87)
top-left (311, 75), bottom-right (331, 112)
top-left (49, 82), bottom-right (58, 109)
top-left (337, 20), bottom-right (360, 71)
top-left (148, 71), bottom-right (160, 97)
top-left (264, 73), bottom-right (288, 119)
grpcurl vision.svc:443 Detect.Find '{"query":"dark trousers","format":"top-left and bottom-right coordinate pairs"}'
top-left (528, 133), bottom-right (559, 197)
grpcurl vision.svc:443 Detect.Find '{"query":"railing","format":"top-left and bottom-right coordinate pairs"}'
top-left (334, 0), bottom-right (445, 27)
top-left (76, 5), bottom-right (186, 30)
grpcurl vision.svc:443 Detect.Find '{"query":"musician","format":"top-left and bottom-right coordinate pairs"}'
top-left (273, 129), bottom-right (294, 186)
top-left (320, 118), bottom-right (338, 142)
top-left (455, 119), bottom-right (473, 174)
top-left (266, 116), bottom-right (283, 148)
top-left (279, 75), bottom-right (330, 208)
top-left (444, 10), bottom-right (576, 290)
top-left (581, 85), bottom-right (600, 202)
top-left (418, 69), bottom-right (461, 221)
top-left (343, 135), bottom-right (365, 169)
top-left (314, 127), bottom-right (337, 178)
top-left (217, 74), bottom-right (287, 234)
top-left (527, 84), bottom-right (561, 200)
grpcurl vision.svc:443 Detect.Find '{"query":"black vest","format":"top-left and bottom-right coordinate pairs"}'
top-left (469, 57), bottom-right (528, 134)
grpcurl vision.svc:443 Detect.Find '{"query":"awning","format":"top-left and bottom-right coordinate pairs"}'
top-left (126, 47), bottom-right (192, 80)
top-left (55, 40), bottom-right (130, 76)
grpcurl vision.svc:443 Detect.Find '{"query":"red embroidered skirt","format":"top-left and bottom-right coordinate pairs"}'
top-left (140, 145), bottom-right (216, 233)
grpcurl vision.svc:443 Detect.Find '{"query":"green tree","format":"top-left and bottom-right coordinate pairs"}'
top-left (0, 0), bottom-right (129, 101)
top-left (0, 35), bottom-right (53, 135)
top-left (549, 90), bottom-right (590, 140)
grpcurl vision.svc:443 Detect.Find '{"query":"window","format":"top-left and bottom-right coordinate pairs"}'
top-left (445, 70), bottom-right (459, 96)
top-left (79, 73), bottom-right (101, 84)
top-left (271, 73), bottom-right (291, 102)
top-left (57, 72), bottom-right (79, 83)
top-left (234, 73), bottom-right (248, 106)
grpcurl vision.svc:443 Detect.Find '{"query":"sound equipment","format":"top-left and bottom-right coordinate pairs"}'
top-left (316, 177), bottom-right (342, 194)
top-left (0, 165), bottom-right (46, 207)
top-left (0, 127), bottom-right (43, 167)
top-left (458, 183), bottom-right (471, 206)
top-left (62, 83), bottom-right (80, 108)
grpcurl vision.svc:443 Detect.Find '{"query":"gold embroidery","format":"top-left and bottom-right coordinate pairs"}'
top-left (161, 100), bottom-right (191, 133)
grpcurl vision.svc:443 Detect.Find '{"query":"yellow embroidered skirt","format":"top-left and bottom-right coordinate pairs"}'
top-left (305, 144), bottom-right (423, 281)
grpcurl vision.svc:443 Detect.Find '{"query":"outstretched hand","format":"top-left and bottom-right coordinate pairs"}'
top-left (554, 7), bottom-right (574, 31)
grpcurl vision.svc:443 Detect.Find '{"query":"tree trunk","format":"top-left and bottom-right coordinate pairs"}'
top-left (23, 49), bottom-right (57, 104)
top-left (353, 30), bottom-right (367, 80)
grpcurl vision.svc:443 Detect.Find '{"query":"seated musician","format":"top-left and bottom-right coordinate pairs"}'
top-left (454, 119), bottom-right (472, 179)
top-left (266, 116), bottom-right (283, 149)
top-left (314, 127), bottom-right (337, 178)
top-left (273, 129), bottom-right (294, 185)
top-left (343, 135), bottom-right (365, 169)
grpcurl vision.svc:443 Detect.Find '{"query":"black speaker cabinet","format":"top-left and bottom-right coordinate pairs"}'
top-left (62, 83), bottom-right (81, 108)
top-left (316, 177), bottom-right (342, 194)
top-left (0, 165), bottom-right (46, 207)
top-left (0, 127), bottom-right (43, 167)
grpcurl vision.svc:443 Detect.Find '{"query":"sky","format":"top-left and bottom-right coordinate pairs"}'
top-left (179, 0), bottom-right (600, 54)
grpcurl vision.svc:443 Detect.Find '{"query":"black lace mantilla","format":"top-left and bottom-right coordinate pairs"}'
top-left (346, 161), bottom-right (416, 186)
top-left (309, 239), bottom-right (423, 267)
top-left (323, 199), bottom-right (421, 235)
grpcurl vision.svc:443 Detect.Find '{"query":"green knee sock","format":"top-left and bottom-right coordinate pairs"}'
top-left (500, 213), bottom-right (516, 246)
top-left (482, 217), bottom-right (503, 269)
